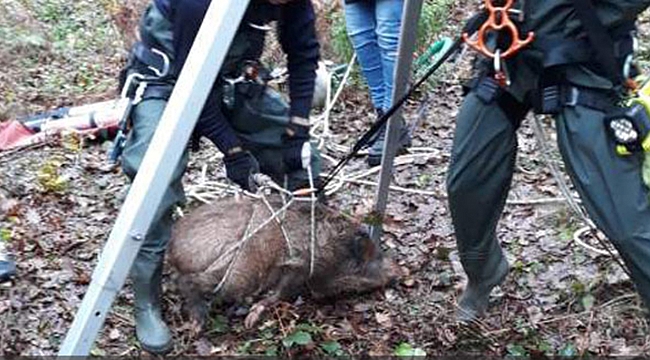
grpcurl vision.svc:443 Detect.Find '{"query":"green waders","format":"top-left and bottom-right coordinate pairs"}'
top-left (120, 4), bottom-right (320, 353)
top-left (120, 4), bottom-right (179, 353)
top-left (447, 71), bottom-right (650, 321)
top-left (122, 98), bottom-right (188, 353)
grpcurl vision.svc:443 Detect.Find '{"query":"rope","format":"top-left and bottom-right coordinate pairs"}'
top-left (212, 194), bottom-right (296, 294)
top-left (205, 172), bottom-right (322, 294)
top-left (532, 115), bottom-right (631, 277)
top-left (311, 53), bottom-right (357, 148)
top-left (316, 11), bottom-right (490, 193)
top-left (260, 193), bottom-right (294, 258)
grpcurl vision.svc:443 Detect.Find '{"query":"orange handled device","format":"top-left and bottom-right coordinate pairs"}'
top-left (462, 0), bottom-right (535, 84)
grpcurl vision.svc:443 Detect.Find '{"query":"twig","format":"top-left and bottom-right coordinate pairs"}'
top-left (506, 197), bottom-right (573, 205)
top-left (0, 141), bottom-right (51, 161)
top-left (339, 178), bottom-right (442, 197)
top-left (599, 293), bottom-right (637, 308)
top-left (579, 310), bottom-right (595, 356)
top-left (330, 176), bottom-right (576, 205)
top-left (488, 294), bottom-right (636, 336)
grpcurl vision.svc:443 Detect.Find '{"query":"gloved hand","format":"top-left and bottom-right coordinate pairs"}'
top-left (283, 117), bottom-right (311, 171)
top-left (224, 148), bottom-right (260, 191)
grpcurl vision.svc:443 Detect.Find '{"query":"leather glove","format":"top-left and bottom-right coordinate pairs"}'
top-left (283, 117), bottom-right (312, 171)
top-left (224, 148), bottom-right (260, 191)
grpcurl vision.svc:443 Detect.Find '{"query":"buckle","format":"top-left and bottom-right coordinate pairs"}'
top-left (148, 48), bottom-right (170, 78)
top-left (120, 73), bottom-right (145, 99)
top-left (248, 22), bottom-right (272, 32)
top-left (565, 87), bottom-right (580, 107)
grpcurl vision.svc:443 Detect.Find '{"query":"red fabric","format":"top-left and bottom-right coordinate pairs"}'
top-left (0, 100), bottom-right (126, 151)
top-left (0, 121), bottom-right (36, 151)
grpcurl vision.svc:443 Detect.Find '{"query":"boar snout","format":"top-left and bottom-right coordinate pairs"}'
top-left (311, 227), bottom-right (400, 299)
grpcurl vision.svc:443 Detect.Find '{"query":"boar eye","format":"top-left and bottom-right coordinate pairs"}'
top-left (356, 224), bottom-right (371, 238)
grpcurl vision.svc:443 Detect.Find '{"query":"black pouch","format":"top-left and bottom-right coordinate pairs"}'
top-left (604, 103), bottom-right (650, 155)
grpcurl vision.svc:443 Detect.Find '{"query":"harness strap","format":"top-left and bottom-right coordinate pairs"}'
top-left (561, 86), bottom-right (616, 112)
top-left (142, 84), bottom-right (174, 101)
top-left (537, 84), bottom-right (617, 114)
top-left (131, 42), bottom-right (171, 78)
top-left (468, 75), bottom-right (529, 127)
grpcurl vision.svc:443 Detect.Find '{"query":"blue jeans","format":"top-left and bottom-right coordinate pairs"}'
top-left (345, 0), bottom-right (404, 112)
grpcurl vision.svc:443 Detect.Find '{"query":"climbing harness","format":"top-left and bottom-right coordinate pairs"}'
top-left (109, 73), bottom-right (144, 163)
top-left (109, 44), bottom-right (175, 163)
top-left (567, 0), bottom-right (650, 159)
top-left (317, 11), bottom-right (489, 194)
top-left (462, 0), bottom-right (534, 87)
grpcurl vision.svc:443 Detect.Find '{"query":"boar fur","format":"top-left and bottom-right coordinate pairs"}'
top-left (168, 195), bottom-right (398, 331)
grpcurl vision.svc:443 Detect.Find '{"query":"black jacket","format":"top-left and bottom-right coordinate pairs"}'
top-left (153, 0), bottom-right (320, 152)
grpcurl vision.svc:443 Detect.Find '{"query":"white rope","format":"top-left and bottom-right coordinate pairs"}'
top-left (260, 192), bottom-right (294, 258)
top-left (307, 165), bottom-right (317, 277)
top-left (213, 196), bottom-right (296, 294)
top-left (205, 171), bottom-right (327, 294)
top-left (311, 53), bottom-right (357, 145)
top-left (321, 153), bottom-right (435, 196)
top-left (532, 116), bottom-right (623, 262)
top-left (213, 202), bottom-right (259, 294)
top-left (573, 226), bottom-right (611, 256)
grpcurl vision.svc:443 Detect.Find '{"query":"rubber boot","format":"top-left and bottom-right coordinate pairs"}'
top-left (131, 253), bottom-right (173, 354)
top-left (457, 255), bottom-right (509, 323)
top-left (367, 115), bottom-right (411, 167)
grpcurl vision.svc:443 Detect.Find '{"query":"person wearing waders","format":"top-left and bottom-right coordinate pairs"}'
top-left (343, 0), bottom-right (412, 166)
top-left (116, 0), bottom-right (319, 353)
top-left (447, 0), bottom-right (650, 323)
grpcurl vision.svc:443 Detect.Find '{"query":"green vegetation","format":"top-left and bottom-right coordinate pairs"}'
top-left (0, 0), bottom-right (131, 119)
top-left (394, 342), bottom-right (427, 357)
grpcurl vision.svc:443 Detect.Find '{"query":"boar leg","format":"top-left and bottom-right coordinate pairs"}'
top-left (178, 275), bottom-right (210, 336)
top-left (313, 274), bottom-right (392, 300)
top-left (244, 258), bottom-right (306, 329)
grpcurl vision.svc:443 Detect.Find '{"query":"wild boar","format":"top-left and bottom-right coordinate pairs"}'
top-left (168, 195), bottom-right (398, 331)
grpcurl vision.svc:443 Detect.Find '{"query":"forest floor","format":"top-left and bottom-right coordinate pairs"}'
top-left (1, 0), bottom-right (650, 357)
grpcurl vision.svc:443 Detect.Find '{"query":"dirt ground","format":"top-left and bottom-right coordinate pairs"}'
top-left (1, 1), bottom-right (650, 357)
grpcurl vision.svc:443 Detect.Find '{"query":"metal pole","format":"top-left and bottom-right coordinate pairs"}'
top-left (58, 0), bottom-right (250, 355)
top-left (370, 0), bottom-right (423, 242)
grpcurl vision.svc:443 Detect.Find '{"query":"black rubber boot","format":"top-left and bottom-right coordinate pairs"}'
top-left (367, 107), bottom-right (411, 167)
top-left (456, 255), bottom-right (509, 323)
top-left (131, 253), bottom-right (173, 354)
top-left (367, 121), bottom-right (411, 167)
top-left (0, 243), bottom-right (16, 283)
